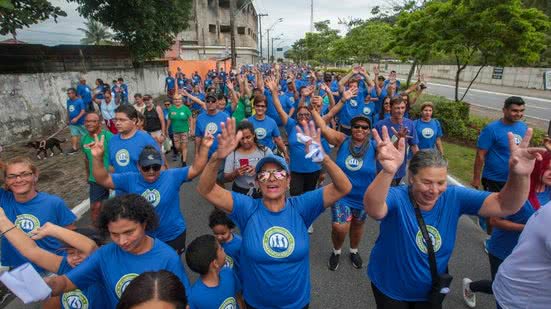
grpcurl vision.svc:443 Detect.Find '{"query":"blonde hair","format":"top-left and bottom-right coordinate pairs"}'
top-left (420, 101), bottom-right (434, 111)
top-left (3, 156), bottom-right (38, 178)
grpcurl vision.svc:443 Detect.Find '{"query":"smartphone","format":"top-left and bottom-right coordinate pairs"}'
top-left (239, 158), bottom-right (249, 167)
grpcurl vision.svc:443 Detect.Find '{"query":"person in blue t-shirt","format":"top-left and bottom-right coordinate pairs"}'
top-left (186, 234), bottom-right (244, 309)
top-left (336, 80), bottom-right (366, 135)
top-left (194, 94), bottom-right (229, 159)
top-left (197, 118), bottom-right (352, 309)
top-left (363, 127), bottom-right (546, 306)
top-left (90, 139), bottom-right (211, 254)
top-left (92, 78), bottom-right (106, 102)
top-left (0, 157), bottom-right (76, 272)
top-left (165, 71), bottom-right (176, 97)
top-left (413, 102), bottom-right (444, 154)
top-left (66, 88), bottom-right (87, 154)
top-left (117, 78), bottom-right (129, 104)
top-left (374, 97), bottom-right (419, 186)
top-left (209, 209), bottom-right (242, 274)
top-left (108, 105), bottom-right (160, 174)
top-left (312, 112), bottom-right (377, 271)
top-left (76, 77), bottom-right (94, 112)
top-left (117, 270), bottom-right (188, 309)
top-left (47, 194), bottom-right (191, 309)
top-left (247, 94), bottom-right (287, 158)
top-left (462, 152), bottom-right (551, 308)
top-left (0, 213), bottom-right (108, 309)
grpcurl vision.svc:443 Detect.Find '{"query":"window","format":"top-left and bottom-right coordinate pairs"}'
top-left (237, 27), bottom-right (245, 35)
top-left (220, 25), bottom-right (231, 33)
top-left (209, 24), bottom-right (216, 33)
top-left (247, 28), bottom-right (251, 35)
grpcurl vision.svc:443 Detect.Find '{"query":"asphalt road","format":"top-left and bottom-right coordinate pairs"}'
top-left (424, 81), bottom-right (551, 123)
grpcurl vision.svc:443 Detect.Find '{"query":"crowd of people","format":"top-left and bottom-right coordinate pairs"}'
top-left (0, 62), bottom-right (550, 309)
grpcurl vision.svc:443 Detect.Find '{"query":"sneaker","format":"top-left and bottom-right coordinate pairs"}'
top-left (307, 225), bottom-right (314, 234)
top-left (328, 253), bottom-right (340, 271)
top-left (67, 148), bottom-right (78, 155)
top-left (350, 252), bottom-right (363, 269)
top-left (462, 278), bottom-right (476, 308)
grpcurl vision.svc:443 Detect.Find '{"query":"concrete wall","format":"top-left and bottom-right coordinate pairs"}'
top-left (366, 63), bottom-right (551, 90)
top-left (0, 65), bottom-right (167, 146)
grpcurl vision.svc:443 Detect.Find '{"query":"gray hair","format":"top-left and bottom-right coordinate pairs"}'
top-left (408, 149), bottom-right (448, 176)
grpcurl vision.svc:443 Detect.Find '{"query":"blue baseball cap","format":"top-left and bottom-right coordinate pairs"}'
top-left (255, 154), bottom-right (290, 174)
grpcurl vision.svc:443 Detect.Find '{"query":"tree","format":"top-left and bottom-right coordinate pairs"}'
top-left (286, 38), bottom-right (307, 64)
top-left (332, 21), bottom-right (394, 65)
top-left (302, 20), bottom-right (340, 67)
top-left (0, 0), bottom-right (66, 40)
top-left (68, 0), bottom-right (192, 61)
top-left (77, 20), bottom-right (113, 45)
top-left (391, 0), bottom-right (550, 101)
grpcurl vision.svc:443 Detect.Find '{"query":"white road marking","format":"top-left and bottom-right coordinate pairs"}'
top-left (428, 82), bottom-right (551, 104)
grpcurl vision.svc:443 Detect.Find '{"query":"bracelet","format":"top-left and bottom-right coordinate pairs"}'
top-left (2, 225), bottom-right (16, 236)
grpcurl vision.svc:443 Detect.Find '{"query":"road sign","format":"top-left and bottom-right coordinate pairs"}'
top-left (492, 67), bottom-right (504, 80)
top-left (545, 71), bottom-right (551, 90)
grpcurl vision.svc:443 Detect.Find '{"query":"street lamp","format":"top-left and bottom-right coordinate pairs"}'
top-left (266, 18), bottom-right (283, 63)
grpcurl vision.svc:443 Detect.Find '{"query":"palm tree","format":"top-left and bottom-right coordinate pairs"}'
top-left (77, 20), bottom-right (114, 45)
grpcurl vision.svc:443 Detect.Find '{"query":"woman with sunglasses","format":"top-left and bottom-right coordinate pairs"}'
top-left (89, 134), bottom-right (212, 254)
top-left (198, 118), bottom-right (352, 309)
top-left (313, 109), bottom-right (377, 271)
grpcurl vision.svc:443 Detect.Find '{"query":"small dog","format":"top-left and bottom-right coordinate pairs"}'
top-left (26, 138), bottom-right (66, 160)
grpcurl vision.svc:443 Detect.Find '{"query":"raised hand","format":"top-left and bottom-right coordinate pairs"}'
top-left (373, 65), bottom-right (379, 75)
top-left (342, 88), bottom-right (358, 101)
top-left (302, 85), bottom-right (314, 97)
top-left (201, 131), bottom-right (215, 149)
top-left (296, 120), bottom-right (326, 157)
top-left (508, 128), bottom-right (547, 176)
top-left (86, 134), bottom-right (105, 159)
top-left (320, 83), bottom-right (330, 93)
top-left (391, 126), bottom-right (413, 141)
top-left (216, 118), bottom-right (242, 159)
top-left (373, 126), bottom-right (406, 174)
top-left (265, 77), bottom-right (278, 92)
top-left (225, 80), bottom-right (234, 92)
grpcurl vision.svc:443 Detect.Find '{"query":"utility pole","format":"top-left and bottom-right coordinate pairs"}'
top-left (258, 13), bottom-right (268, 63)
top-left (310, 0), bottom-right (314, 32)
top-left (229, 0), bottom-right (237, 69)
top-left (266, 29), bottom-right (271, 64)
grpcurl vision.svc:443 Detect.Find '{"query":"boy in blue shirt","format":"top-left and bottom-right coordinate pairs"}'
top-left (186, 235), bottom-right (244, 309)
top-left (209, 209), bottom-right (242, 274)
top-left (66, 87), bottom-right (87, 154)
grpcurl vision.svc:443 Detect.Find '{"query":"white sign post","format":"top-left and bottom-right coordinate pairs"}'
top-left (545, 71), bottom-right (551, 90)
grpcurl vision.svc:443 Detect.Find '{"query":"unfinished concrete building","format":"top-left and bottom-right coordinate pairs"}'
top-left (176, 0), bottom-right (259, 65)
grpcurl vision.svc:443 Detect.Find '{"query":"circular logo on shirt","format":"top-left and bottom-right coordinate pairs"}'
top-left (350, 99), bottom-right (358, 107)
top-left (224, 255), bottom-right (234, 269)
top-left (15, 214), bottom-right (40, 235)
top-left (115, 149), bottom-right (130, 167)
top-left (513, 134), bottom-right (522, 145)
top-left (289, 97), bottom-right (295, 103)
top-left (69, 105), bottom-right (75, 113)
top-left (206, 122), bottom-right (218, 134)
top-left (422, 128), bottom-right (435, 139)
top-left (263, 226), bottom-right (295, 258)
top-left (255, 128), bottom-right (267, 139)
top-left (141, 189), bottom-right (161, 207)
top-left (62, 289), bottom-right (89, 309)
top-left (415, 225), bottom-right (442, 254)
top-left (218, 297), bottom-right (237, 309)
top-left (115, 273), bottom-right (139, 298)
top-left (345, 155), bottom-right (363, 171)
top-left (363, 107), bottom-right (372, 115)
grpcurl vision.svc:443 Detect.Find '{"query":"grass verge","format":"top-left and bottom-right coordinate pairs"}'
top-left (443, 141), bottom-right (475, 185)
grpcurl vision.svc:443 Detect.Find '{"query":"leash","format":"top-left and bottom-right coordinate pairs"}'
top-left (39, 124), bottom-right (68, 148)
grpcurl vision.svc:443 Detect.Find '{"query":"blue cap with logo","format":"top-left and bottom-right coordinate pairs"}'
top-left (255, 154), bottom-right (290, 174)
top-left (138, 146), bottom-right (162, 167)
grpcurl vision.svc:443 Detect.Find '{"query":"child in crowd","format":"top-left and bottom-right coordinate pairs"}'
top-left (208, 209), bottom-right (242, 274)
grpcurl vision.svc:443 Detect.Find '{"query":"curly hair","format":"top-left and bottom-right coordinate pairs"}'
top-left (208, 209), bottom-right (236, 229)
top-left (116, 270), bottom-right (187, 309)
top-left (96, 194), bottom-right (159, 236)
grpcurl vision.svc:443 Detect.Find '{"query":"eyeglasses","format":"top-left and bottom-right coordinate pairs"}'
top-left (352, 125), bottom-right (370, 130)
top-left (257, 169), bottom-right (288, 183)
top-left (297, 113), bottom-right (310, 118)
top-left (6, 171), bottom-right (33, 181)
top-left (255, 105), bottom-right (266, 108)
top-left (141, 164), bottom-right (161, 172)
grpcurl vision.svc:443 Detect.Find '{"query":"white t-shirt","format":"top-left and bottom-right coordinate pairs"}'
top-left (492, 200), bottom-right (551, 308)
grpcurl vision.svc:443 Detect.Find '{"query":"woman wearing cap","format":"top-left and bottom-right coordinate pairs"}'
top-left (312, 110), bottom-right (377, 271)
top-left (0, 210), bottom-right (108, 308)
top-left (413, 102), bottom-right (444, 155)
top-left (198, 118), bottom-right (352, 309)
top-left (89, 132), bottom-right (213, 254)
top-left (363, 126), bottom-right (545, 307)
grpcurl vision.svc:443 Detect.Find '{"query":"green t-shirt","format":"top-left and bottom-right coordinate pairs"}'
top-left (168, 104), bottom-right (192, 133)
top-left (80, 129), bottom-right (113, 183)
top-left (233, 97), bottom-right (252, 123)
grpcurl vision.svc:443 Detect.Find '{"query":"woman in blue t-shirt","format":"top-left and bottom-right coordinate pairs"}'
top-left (198, 118), bottom-right (352, 309)
top-left (376, 96), bottom-right (392, 123)
top-left (363, 126), bottom-right (545, 307)
top-left (462, 152), bottom-right (551, 308)
top-left (413, 102), bottom-right (444, 154)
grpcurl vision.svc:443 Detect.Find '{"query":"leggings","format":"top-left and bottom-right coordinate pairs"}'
top-left (372, 283), bottom-right (435, 309)
top-left (290, 171), bottom-right (321, 196)
top-left (469, 253), bottom-right (504, 294)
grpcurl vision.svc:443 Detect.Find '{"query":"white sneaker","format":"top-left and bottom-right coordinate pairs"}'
top-left (462, 278), bottom-right (476, 308)
top-left (307, 225), bottom-right (314, 234)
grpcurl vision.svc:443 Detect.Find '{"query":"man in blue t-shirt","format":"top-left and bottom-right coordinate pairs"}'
top-left (165, 71), bottom-right (176, 97)
top-left (195, 95), bottom-right (229, 159)
top-left (76, 77), bottom-right (94, 112)
top-left (67, 88), bottom-right (87, 154)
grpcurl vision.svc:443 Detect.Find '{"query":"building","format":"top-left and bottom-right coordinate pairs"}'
top-left (176, 0), bottom-right (259, 65)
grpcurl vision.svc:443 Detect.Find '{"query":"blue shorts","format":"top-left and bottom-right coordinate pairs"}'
top-left (331, 203), bottom-right (367, 224)
top-left (69, 125), bottom-right (87, 137)
top-left (89, 181), bottom-right (109, 203)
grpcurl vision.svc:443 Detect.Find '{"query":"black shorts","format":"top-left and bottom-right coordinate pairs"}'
top-left (165, 230), bottom-right (187, 255)
top-left (89, 181), bottom-right (109, 203)
top-left (481, 178), bottom-right (506, 192)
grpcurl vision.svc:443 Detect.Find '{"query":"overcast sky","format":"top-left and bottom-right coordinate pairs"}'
top-left (0, 0), bottom-right (385, 48)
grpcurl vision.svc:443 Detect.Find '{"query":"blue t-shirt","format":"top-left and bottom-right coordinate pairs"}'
top-left (165, 77), bottom-right (175, 90)
top-left (191, 92), bottom-right (206, 112)
top-left (222, 233), bottom-right (242, 274)
top-left (67, 98), bottom-right (85, 125)
top-left (487, 188), bottom-right (551, 260)
top-left (285, 118), bottom-right (330, 173)
top-left (188, 268), bottom-right (242, 309)
top-left (368, 185), bottom-right (491, 301)
top-left (177, 78), bottom-right (186, 89)
top-left (111, 168), bottom-right (190, 242)
top-left (413, 118), bottom-right (443, 150)
top-left (108, 130), bottom-right (160, 173)
top-left (195, 111), bottom-right (229, 158)
top-left (361, 101), bottom-right (377, 128)
top-left (336, 138), bottom-right (377, 210)
top-left (374, 118), bottom-right (419, 179)
top-left (247, 116), bottom-right (280, 150)
top-left (337, 94), bottom-right (366, 127)
top-left (57, 257), bottom-right (108, 309)
top-left (264, 89), bottom-right (284, 126)
top-left (67, 240), bottom-right (190, 309)
top-left (477, 120), bottom-right (527, 182)
top-left (76, 84), bottom-right (92, 104)
top-left (229, 189), bottom-right (325, 309)
top-left (0, 190), bottom-right (76, 271)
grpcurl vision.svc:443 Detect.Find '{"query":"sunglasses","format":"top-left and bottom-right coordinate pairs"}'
top-left (141, 164), bottom-right (161, 172)
top-left (257, 169), bottom-right (288, 183)
top-left (352, 125), bottom-right (370, 130)
top-left (297, 113), bottom-right (310, 118)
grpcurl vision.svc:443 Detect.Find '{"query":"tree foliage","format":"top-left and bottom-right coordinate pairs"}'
top-left (68, 0), bottom-right (193, 61)
top-left (330, 21), bottom-right (394, 64)
top-left (77, 20), bottom-right (113, 45)
top-left (0, 0), bottom-right (66, 39)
